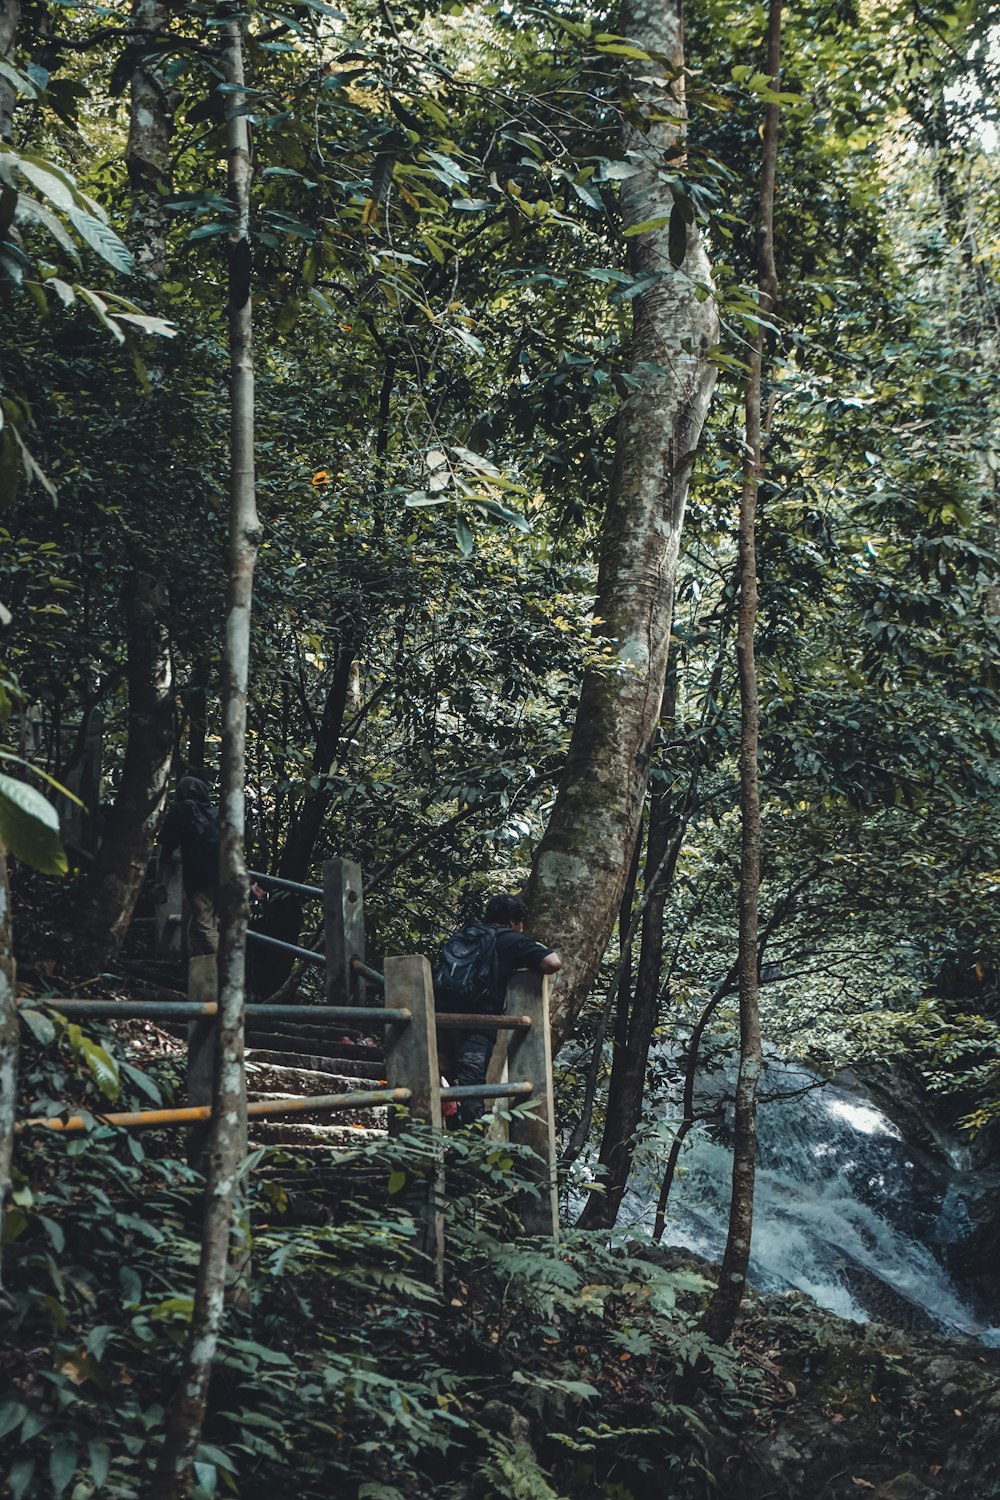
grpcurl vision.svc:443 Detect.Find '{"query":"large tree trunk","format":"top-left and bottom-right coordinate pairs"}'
top-left (151, 10), bottom-right (258, 1495)
top-left (127, 0), bottom-right (176, 280)
top-left (0, 0), bottom-right (20, 143)
top-left (75, 572), bottom-right (174, 964)
top-left (523, 0), bottom-right (717, 1052)
top-left (701, 0), bottom-right (781, 1347)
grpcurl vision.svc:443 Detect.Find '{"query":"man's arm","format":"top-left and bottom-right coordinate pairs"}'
top-left (540, 951), bottom-right (561, 975)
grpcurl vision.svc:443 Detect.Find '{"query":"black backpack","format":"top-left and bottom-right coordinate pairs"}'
top-left (181, 799), bottom-right (220, 889)
top-left (433, 924), bottom-right (501, 1014)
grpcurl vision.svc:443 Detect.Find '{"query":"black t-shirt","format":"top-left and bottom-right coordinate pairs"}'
top-left (493, 927), bottom-right (554, 993)
top-left (160, 797), bottom-right (219, 895)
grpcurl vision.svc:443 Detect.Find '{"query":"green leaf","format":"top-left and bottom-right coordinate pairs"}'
top-left (0, 58), bottom-right (37, 99)
top-left (473, 498), bottom-right (532, 532)
top-left (45, 276), bottom-right (75, 306)
top-left (0, 1402), bottom-right (27, 1440)
top-left (119, 1266), bottom-right (142, 1303)
top-left (387, 1170), bottom-right (407, 1195)
top-left (15, 195), bottom-right (81, 264)
top-left (0, 771), bottom-right (67, 874)
top-left (88, 1441), bottom-right (111, 1488)
top-left (594, 41), bottom-right (652, 59)
top-left (623, 216), bottom-right (669, 238)
top-left (668, 200), bottom-right (688, 269)
top-left (193, 1461), bottom-right (218, 1495)
top-left (50, 1441), bottom-right (77, 1498)
top-left (455, 516), bottom-right (474, 556)
top-left (38, 1214), bottom-right (66, 1252)
top-left (113, 312), bottom-right (178, 338)
top-left (0, 751), bottom-right (84, 805)
top-left (65, 205), bottom-right (133, 273)
top-left (77, 287), bottom-right (125, 343)
top-left (18, 1007), bottom-right (56, 1044)
top-left (14, 156), bottom-right (75, 212)
top-left (9, 1456), bottom-right (35, 1500)
top-left (79, 1037), bottom-right (119, 1100)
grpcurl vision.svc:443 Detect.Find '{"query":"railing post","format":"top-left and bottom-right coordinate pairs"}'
top-left (484, 1029), bottom-right (511, 1144)
top-left (506, 972), bottom-right (559, 1240)
top-left (154, 854), bottom-right (185, 962)
top-left (186, 953), bottom-right (218, 1171)
top-left (324, 858), bottom-right (365, 1006)
top-left (383, 955), bottom-right (444, 1286)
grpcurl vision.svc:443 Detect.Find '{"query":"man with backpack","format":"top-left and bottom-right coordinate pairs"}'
top-left (434, 893), bottom-right (561, 1127)
top-left (158, 776), bottom-right (220, 956)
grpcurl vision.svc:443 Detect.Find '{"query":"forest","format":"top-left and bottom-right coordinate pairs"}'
top-left (2, 0), bottom-right (1000, 1493)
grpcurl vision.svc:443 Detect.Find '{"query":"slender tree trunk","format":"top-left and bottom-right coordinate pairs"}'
top-left (701, 0), bottom-right (781, 1347)
top-left (523, 0), bottom-right (717, 1053)
top-left (73, 0), bottom-right (177, 965)
top-left (652, 969), bottom-right (734, 1240)
top-left (0, 851), bottom-right (16, 1307)
top-left (150, 13), bottom-right (258, 1496)
top-left (75, 572), bottom-right (174, 963)
top-left (0, 0), bottom-right (19, 142)
top-left (578, 774), bottom-right (672, 1229)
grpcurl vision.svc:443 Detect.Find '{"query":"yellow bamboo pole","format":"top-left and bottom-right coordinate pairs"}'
top-left (16, 1087), bottom-right (409, 1135)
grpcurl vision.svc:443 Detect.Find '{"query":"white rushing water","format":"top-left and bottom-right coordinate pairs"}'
top-left (621, 1058), bottom-right (1000, 1345)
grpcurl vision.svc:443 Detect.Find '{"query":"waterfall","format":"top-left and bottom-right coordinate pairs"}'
top-left (622, 1057), bottom-right (1000, 1344)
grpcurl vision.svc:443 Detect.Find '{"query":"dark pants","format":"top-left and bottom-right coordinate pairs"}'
top-left (187, 887), bottom-right (219, 956)
top-left (438, 1024), bottom-right (496, 1127)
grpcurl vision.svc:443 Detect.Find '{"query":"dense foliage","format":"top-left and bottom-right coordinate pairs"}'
top-left (2, 0), bottom-right (1000, 1490)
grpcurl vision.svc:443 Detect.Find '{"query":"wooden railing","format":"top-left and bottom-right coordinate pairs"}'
top-left (15, 859), bottom-right (560, 1281)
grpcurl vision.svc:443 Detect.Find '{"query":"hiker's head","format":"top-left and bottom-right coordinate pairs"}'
top-left (484, 893), bottom-right (527, 931)
top-left (177, 776), bottom-right (211, 805)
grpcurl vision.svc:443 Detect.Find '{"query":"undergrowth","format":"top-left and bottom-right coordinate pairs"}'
top-left (0, 1013), bottom-right (759, 1499)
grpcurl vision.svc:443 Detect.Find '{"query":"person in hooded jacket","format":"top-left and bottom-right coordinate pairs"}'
top-left (159, 776), bottom-right (220, 956)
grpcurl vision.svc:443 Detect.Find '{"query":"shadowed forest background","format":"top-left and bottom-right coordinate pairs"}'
top-left (3, 0), bottom-right (1000, 1494)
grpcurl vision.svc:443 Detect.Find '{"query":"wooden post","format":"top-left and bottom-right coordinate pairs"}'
top-left (79, 707), bottom-right (104, 855)
top-left (186, 953), bottom-right (218, 1171)
top-left (324, 858), bottom-right (365, 1006)
top-left (383, 955), bottom-right (444, 1285)
top-left (484, 1029), bottom-right (511, 1144)
top-left (154, 854), bottom-right (185, 961)
top-left (506, 972), bottom-right (559, 1239)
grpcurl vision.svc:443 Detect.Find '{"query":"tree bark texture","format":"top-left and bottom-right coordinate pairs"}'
top-left (150, 13), bottom-right (258, 1497)
top-left (0, 850), bottom-right (17, 1305)
top-left (72, 0), bottom-right (178, 965)
top-left (523, 0), bottom-right (717, 1053)
top-left (75, 572), bottom-right (174, 964)
top-left (127, 0), bottom-right (177, 280)
top-left (0, 0), bottom-right (20, 143)
top-left (701, 0), bottom-right (781, 1347)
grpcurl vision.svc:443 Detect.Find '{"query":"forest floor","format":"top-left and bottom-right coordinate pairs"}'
top-left (6, 953), bottom-right (1000, 1499)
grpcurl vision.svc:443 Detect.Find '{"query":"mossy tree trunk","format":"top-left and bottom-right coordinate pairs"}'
top-left (74, 0), bottom-right (177, 967)
top-left (150, 8), bottom-right (258, 1493)
top-left (0, 0), bottom-right (20, 142)
top-left (523, 0), bottom-right (717, 1052)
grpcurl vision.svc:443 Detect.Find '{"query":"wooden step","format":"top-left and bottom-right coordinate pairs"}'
top-left (246, 1046), bottom-right (385, 1079)
top-left (250, 1121), bottom-right (386, 1147)
top-left (245, 1061), bottom-right (386, 1094)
